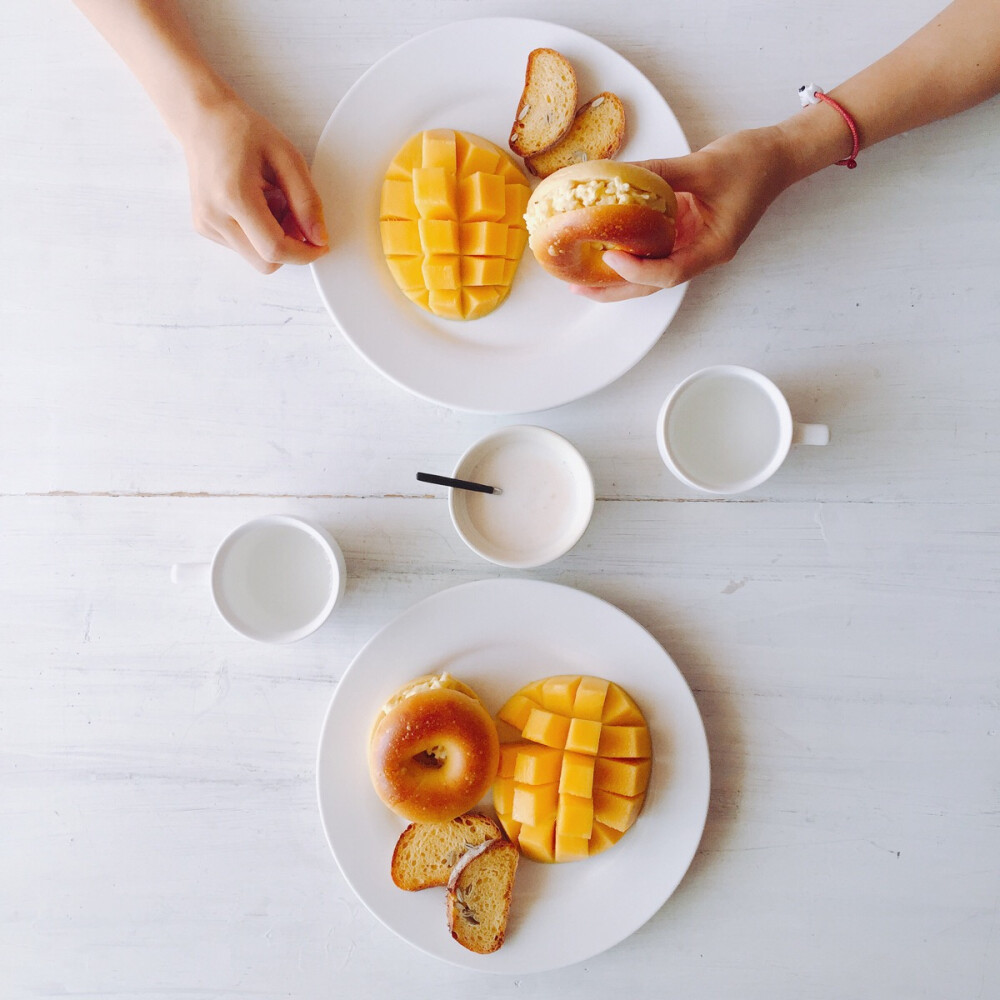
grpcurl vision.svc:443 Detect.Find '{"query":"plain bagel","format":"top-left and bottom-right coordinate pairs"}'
top-left (524, 160), bottom-right (677, 287)
top-left (368, 674), bottom-right (500, 823)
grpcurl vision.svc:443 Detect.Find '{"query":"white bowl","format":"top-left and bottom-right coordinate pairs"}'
top-left (448, 426), bottom-right (594, 569)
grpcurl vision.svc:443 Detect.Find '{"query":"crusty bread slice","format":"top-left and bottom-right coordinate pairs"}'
top-left (509, 48), bottom-right (578, 158)
top-left (525, 92), bottom-right (627, 178)
top-left (446, 838), bottom-right (519, 954)
top-left (391, 813), bottom-right (502, 891)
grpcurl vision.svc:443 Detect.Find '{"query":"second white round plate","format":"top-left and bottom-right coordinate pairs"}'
top-left (310, 18), bottom-right (689, 414)
top-left (316, 579), bottom-right (710, 973)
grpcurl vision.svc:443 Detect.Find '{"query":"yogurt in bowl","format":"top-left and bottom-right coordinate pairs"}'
top-left (449, 426), bottom-right (594, 569)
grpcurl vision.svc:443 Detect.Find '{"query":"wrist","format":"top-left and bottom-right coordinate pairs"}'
top-left (156, 62), bottom-right (239, 143)
top-left (745, 124), bottom-right (808, 199)
top-left (773, 100), bottom-right (859, 183)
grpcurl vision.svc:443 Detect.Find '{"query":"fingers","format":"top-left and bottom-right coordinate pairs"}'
top-left (209, 217), bottom-right (282, 274)
top-left (191, 179), bottom-right (325, 272)
top-left (233, 184), bottom-right (328, 268)
top-left (197, 215), bottom-right (279, 273)
top-left (570, 281), bottom-right (660, 303)
top-left (267, 144), bottom-right (329, 248)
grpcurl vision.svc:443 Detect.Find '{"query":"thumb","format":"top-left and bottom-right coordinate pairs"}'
top-left (629, 154), bottom-right (704, 195)
top-left (603, 233), bottom-right (726, 288)
top-left (601, 249), bottom-right (684, 289)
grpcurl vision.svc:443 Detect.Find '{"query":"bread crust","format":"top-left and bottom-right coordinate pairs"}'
top-left (509, 47), bottom-right (578, 158)
top-left (390, 813), bottom-right (503, 890)
top-left (446, 838), bottom-right (519, 953)
top-left (526, 161), bottom-right (677, 286)
top-left (369, 687), bottom-right (500, 822)
top-left (525, 92), bottom-right (627, 178)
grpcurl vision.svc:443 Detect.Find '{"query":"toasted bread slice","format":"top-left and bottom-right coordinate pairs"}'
top-left (446, 838), bottom-right (519, 954)
top-left (391, 813), bottom-right (502, 891)
top-left (509, 48), bottom-right (578, 158)
top-left (525, 92), bottom-right (627, 178)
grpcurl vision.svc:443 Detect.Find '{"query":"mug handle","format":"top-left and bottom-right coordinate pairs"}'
top-left (792, 422), bottom-right (830, 446)
top-left (170, 562), bottom-right (211, 585)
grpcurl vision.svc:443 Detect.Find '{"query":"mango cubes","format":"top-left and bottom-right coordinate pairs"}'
top-left (379, 129), bottom-right (531, 320)
top-left (493, 675), bottom-right (652, 863)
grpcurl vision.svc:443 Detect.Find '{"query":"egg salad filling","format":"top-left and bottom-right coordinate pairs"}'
top-left (525, 176), bottom-right (668, 231)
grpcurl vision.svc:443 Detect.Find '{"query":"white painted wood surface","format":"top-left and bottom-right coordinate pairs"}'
top-left (2, 1), bottom-right (998, 997)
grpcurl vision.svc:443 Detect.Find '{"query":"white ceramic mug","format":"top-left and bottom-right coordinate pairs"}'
top-left (656, 365), bottom-right (829, 494)
top-left (171, 515), bottom-right (346, 643)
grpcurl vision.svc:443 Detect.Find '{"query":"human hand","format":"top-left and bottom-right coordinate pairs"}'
top-left (177, 94), bottom-right (329, 274)
top-left (572, 126), bottom-right (796, 302)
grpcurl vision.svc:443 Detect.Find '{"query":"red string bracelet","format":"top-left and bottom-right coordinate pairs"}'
top-left (798, 83), bottom-right (860, 168)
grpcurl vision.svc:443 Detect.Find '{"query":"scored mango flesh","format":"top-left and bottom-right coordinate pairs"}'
top-left (493, 675), bottom-right (652, 863)
top-left (379, 129), bottom-right (531, 320)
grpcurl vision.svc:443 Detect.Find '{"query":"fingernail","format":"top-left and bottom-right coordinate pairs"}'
top-left (310, 220), bottom-right (329, 246)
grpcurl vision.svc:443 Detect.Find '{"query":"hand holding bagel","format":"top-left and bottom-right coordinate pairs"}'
top-left (569, 129), bottom-right (817, 302)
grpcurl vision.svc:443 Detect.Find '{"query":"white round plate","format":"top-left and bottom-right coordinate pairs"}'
top-left (310, 18), bottom-right (689, 414)
top-left (316, 579), bottom-right (710, 973)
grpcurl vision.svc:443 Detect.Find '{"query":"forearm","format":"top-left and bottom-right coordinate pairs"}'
top-left (777, 0), bottom-right (1000, 182)
top-left (72, 0), bottom-right (234, 140)
top-left (73, 0), bottom-right (327, 271)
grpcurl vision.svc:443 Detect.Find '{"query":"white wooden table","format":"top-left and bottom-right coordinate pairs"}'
top-left (2, 1), bottom-right (998, 996)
